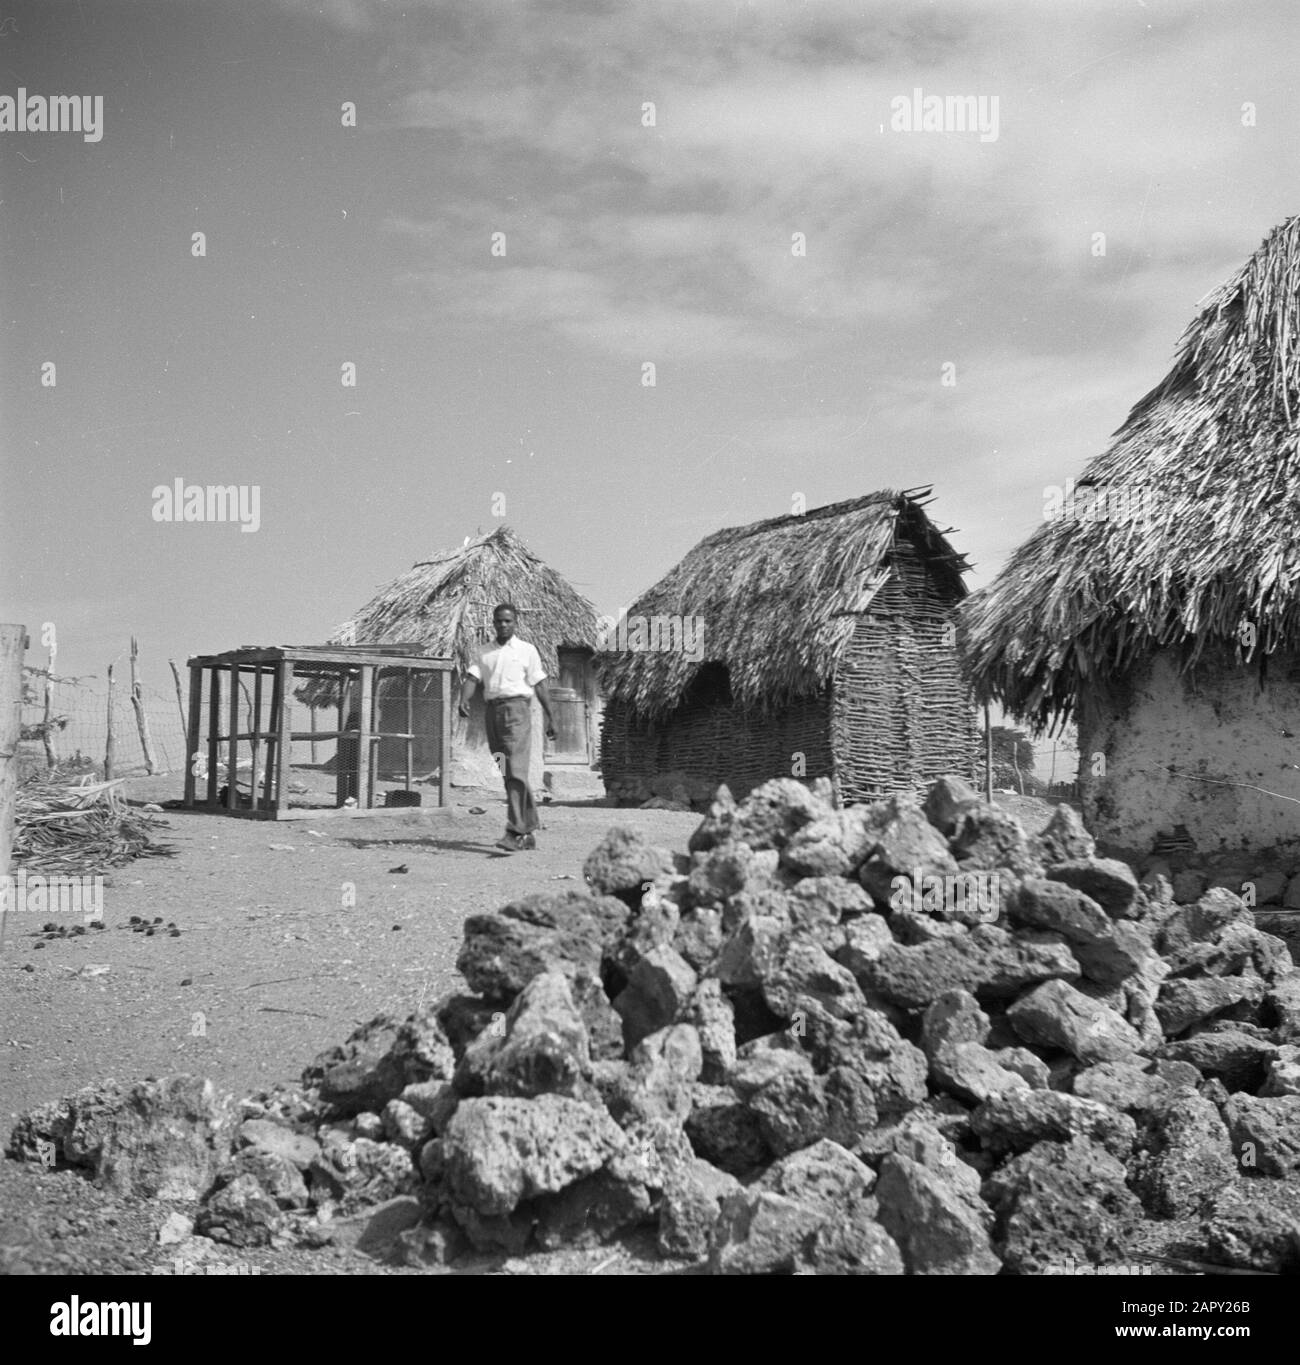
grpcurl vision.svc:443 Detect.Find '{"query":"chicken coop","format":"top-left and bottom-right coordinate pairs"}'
top-left (183, 645), bottom-right (454, 818)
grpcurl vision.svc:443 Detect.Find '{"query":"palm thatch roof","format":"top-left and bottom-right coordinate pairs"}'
top-left (598, 489), bottom-right (970, 721)
top-left (297, 526), bottom-right (599, 704)
top-left (962, 216), bottom-right (1300, 732)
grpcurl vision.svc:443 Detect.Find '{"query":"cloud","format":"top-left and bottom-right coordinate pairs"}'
top-left (305, 0), bottom-right (1299, 534)
top-left (277, 0), bottom-right (375, 33)
top-left (393, 260), bottom-right (793, 360)
top-left (385, 194), bottom-right (944, 360)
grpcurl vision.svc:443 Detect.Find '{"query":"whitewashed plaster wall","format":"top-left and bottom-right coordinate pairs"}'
top-left (1076, 646), bottom-right (1300, 855)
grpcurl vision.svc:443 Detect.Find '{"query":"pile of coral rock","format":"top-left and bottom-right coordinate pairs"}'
top-left (10, 776), bottom-right (1300, 1274)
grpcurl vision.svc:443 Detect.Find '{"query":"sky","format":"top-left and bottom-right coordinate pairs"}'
top-left (2, 0), bottom-right (1297, 705)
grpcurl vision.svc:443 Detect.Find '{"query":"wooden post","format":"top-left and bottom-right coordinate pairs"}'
top-left (405, 670), bottom-right (414, 793)
top-left (983, 703), bottom-right (993, 804)
top-left (129, 637), bottom-right (159, 775)
top-left (0, 626), bottom-right (26, 956)
top-left (104, 663), bottom-right (116, 780)
top-left (42, 636), bottom-right (57, 770)
top-left (206, 665), bottom-right (220, 806)
top-left (226, 663), bottom-right (240, 808)
top-left (585, 662), bottom-right (598, 769)
top-left (169, 659), bottom-right (188, 734)
top-left (251, 666), bottom-right (263, 808)
top-left (439, 668), bottom-right (451, 808)
top-left (238, 675), bottom-right (256, 798)
top-left (309, 704), bottom-right (319, 764)
top-left (336, 675), bottom-right (348, 807)
top-left (357, 665), bottom-right (374, 810)
top-left (274, 661), bottom-right (294, 817)
top-left (183, 662), bottom-right (202, 808)
top-left (369, 676), bottom-right (379, 804)
top-left (1, 626), bottom-right (27, 923)
top-left (262, 661), bottom-right (283, 812)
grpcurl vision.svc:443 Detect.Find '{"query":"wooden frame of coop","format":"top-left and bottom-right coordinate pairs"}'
top-left (183, 645), bottom-right (455, 818)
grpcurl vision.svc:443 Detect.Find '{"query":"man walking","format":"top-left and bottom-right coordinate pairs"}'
top-left (459, 604), bottom-right (556, 852)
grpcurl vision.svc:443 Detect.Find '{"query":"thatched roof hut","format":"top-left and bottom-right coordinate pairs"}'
top-left (961, 217), bottom-right (1300, 854)
top-left (302, 526), bottom-right (603, 783)
top-left (321, 524), bottom-right (601, 678)
top-left (598, 489), bottom-right (977, 805)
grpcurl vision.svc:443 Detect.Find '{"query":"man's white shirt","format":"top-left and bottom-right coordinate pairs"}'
top-left (468, 636), bottom-right (547, 699)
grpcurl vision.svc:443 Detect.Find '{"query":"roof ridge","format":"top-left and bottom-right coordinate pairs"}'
top-left (697, 488), bottom-right (910, 547)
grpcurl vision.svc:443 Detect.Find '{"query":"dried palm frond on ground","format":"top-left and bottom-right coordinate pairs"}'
top-left (12, 776), bottom-right (174, 875)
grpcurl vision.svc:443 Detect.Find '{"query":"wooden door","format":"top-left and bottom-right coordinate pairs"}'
top-left (546, 649), bottom-right (590, 763)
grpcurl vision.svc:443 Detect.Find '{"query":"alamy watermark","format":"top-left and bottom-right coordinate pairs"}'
top-left (597, 611), bottom-right (705, 662)
top-left (154, 1258), bottom-right (263, 1276)
top-left (889, 88), bottom-right (999, 143)
top-left (1045, 1257), bottom-right (1155, 1276)
top-left (0, 89), bottom-right (103, 143)
top-left (889, 868), bottom-right (1001, 922)
top-left (152, 480), bottom-right (261, 532)
top-left (0, 870), bottom-right (103, 923)
top-left (49, 1298), bottom-right (150, 1344)
top-left (1043, 479), bottom-right (1156, 527)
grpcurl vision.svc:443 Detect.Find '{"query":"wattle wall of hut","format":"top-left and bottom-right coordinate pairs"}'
top-left (1076, 643), bottom-right (1300, 856)
top-left (830, 539), bottom-right (977, 802)
top-left (599, 538), bottom-right (976, 807)
top-left (600, 693), bottom-right (834, 804)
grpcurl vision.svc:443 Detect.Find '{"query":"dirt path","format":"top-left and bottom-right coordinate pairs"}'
top-left (0, 785), bottom-right (1069, 1276)
top-left (2, 790), bottom-right (699, 1115)
top-left (0, 788), bottom-right (706, 1275)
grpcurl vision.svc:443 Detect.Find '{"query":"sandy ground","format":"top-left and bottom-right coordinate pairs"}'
top-left (1, 777), bottom-right (707, 1110)
top-left (0, 774), bottom-right (703, 1274)
top-left (10, 780), bottom-right (1201, 1280)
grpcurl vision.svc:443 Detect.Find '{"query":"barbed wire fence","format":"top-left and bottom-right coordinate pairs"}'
top-left (20, 651), bottom-right (344, 783)
top-left (20, 659), bottom-right (191, 778)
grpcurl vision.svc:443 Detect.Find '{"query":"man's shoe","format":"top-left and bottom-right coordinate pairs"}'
top-left (520, 833), bottom-right (537, 850)
top-left (494, 834), bottom-right (523, 853)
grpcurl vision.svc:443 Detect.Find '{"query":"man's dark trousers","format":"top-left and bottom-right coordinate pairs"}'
top-left (484, 696), bottom-right (538, 837)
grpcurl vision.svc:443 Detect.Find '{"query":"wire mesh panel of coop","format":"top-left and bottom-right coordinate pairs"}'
top-left (185, 648), bottom-right (452, 815)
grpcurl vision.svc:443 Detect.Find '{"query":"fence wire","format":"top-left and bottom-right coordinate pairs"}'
top-left (21, 674), bottom-right (190, 776)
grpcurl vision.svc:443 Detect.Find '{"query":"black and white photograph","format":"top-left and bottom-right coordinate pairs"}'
top-left (1, 0), bottom-right (1297, 1320)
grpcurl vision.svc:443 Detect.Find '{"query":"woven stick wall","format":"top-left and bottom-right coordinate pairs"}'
top-left (600, 692), bottom-right (833, 802)
top-left (831, 538), bottom-right (978, 802)
top-left (597, 490), bottom-right (974, 806)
